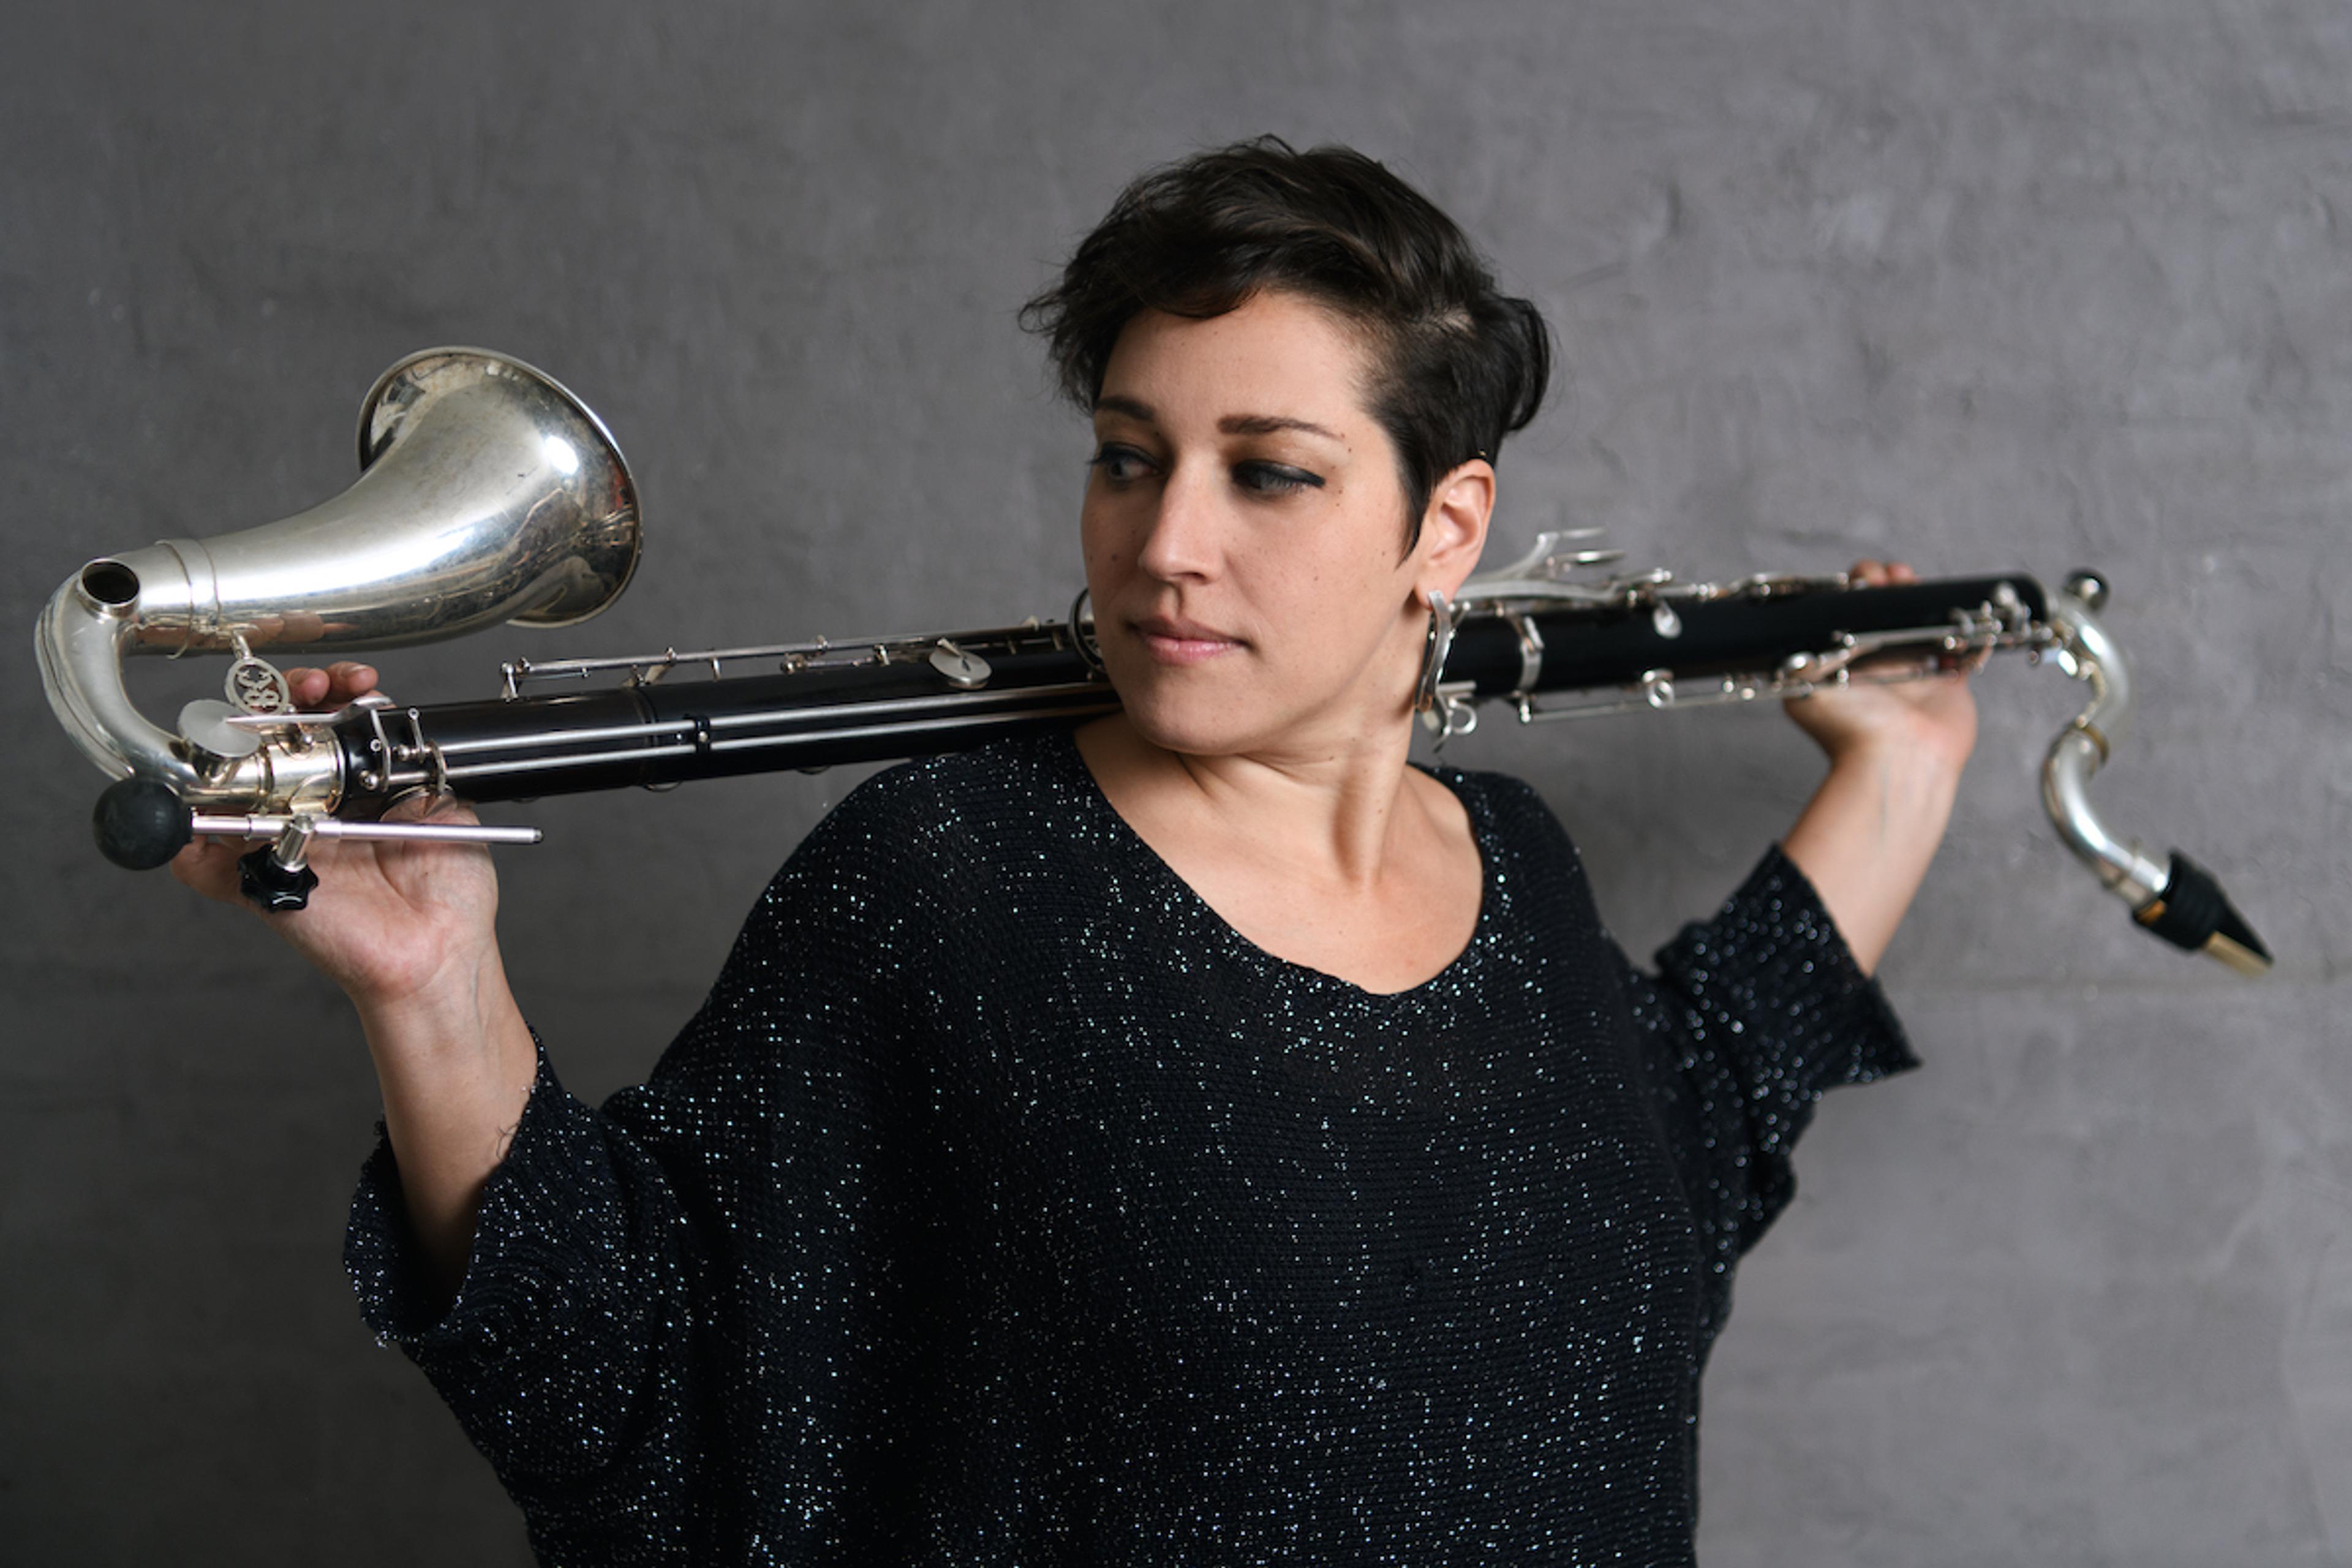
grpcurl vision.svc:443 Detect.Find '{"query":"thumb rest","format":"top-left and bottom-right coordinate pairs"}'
top-left (36, 348), bottom-right (2270, 973)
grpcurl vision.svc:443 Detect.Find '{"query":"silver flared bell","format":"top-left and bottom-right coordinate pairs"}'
top-left (37, 348), bottom-right (640, 808)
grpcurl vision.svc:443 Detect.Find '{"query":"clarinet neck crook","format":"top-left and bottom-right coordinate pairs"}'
top-left (2038, 575), bottom-right (2272, 975)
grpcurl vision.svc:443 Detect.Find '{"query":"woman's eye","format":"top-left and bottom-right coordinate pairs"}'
top-left (1234, 461), bottom-right (1324, 497)
top-left (1087, 445), bottom-right (1157, 483)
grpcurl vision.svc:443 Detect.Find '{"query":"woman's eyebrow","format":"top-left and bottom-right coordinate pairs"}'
top-left (1091, 398), bottom-right (1341, 445)
top-left (1218, 413), bottom-right (1342, 442)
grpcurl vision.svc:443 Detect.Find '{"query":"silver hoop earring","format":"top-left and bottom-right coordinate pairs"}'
top-left (1415, 590), bottom-right (1476, 745)
top-left (1413, 590), bottom-right (1455, 715)
top-left (1068, 587), bottom-right (1105, 674)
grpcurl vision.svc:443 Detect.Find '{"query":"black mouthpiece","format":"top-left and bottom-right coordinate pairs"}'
top-left (92, 778), bottom-right (194, 870)
top-left (2134, 851), bottom-right (2273, 976)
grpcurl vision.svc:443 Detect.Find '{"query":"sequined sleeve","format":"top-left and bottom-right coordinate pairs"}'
top-left (1615, 845), bottom-right (1918, 1336)
top-left (342, 766), bottom-right (963, 1563)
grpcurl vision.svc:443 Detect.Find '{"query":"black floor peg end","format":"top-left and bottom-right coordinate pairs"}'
top-left (238, 846), bottom-right (319, 913)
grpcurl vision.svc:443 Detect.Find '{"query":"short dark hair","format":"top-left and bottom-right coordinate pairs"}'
top-left (1021, 136), bottom-right (1551, 547)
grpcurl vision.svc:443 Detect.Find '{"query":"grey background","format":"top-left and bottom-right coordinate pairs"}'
top-left (4, 0), bottom-right (2345, 1561)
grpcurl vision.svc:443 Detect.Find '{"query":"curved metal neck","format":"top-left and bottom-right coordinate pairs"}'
top-left (37, 571), bottom-right (187, 786)
top-left (34, 570), bottom-right (324, 810)
top-left (2038, 586), bottom-right (2170, 907)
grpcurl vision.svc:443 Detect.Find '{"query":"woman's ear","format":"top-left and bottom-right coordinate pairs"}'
top-left (1414, 459), bottom-right (1495, 599)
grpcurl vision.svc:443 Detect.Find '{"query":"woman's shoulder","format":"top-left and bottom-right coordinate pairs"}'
top-left (834, 730), bottom-right (1083, 814)
top-left (1425, 763), bottom-right (1582, 866)
top-left (796, 732), bottom-right (1093, 873)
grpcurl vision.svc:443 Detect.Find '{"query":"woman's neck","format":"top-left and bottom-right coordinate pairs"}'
top-left (1072, 711), bottom-right (1482, 995)
top-left (1075, 712), bottom-right (1423, 891)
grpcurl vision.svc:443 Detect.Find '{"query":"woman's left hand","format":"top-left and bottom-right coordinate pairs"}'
top-left (1774, 560), bottom-right (1981, 974)
top-left (1781, 560), bottom-right (1979, 772)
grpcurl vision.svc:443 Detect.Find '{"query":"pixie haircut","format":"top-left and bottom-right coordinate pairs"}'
top-left (1022, 137), bottom-right (1551, 547)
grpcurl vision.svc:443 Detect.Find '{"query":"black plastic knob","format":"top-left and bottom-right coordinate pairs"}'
top-left (236, 846), bottom-right (320, 913)
top-left (92, 778), bottom-right (193, 870)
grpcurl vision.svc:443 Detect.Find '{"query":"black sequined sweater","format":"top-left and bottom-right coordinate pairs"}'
top-left (346, 734), bottom-right (1915, 1566)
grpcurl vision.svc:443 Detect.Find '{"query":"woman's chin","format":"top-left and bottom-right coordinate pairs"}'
top-left (1104, 677), bottom-right (1278, 759)
top-left (1112, 700), bottom-right (1250, 758)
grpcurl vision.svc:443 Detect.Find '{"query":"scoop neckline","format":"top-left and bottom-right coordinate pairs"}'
top-left (1049, 731), bottom-right (1499, 1004)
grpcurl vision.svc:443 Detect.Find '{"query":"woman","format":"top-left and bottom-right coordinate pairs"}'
top-left (176, 140), bottom-right (1973, 1562)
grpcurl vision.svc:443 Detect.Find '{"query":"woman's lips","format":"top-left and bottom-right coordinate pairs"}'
top-left (1134, 616), bottom-right (1241, 665)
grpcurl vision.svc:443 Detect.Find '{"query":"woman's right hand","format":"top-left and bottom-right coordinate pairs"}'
top-left (171, 660), bottom-right (537, 1298)
top-left (170, 661), bottom-right (505, 1012)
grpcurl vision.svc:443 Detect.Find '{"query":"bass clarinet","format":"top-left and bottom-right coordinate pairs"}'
top-left (36, 348), bottom-right (2270, 974)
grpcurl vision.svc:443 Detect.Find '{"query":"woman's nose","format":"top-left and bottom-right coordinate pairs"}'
top-left (1134, 467), bottom-right (1221, 582)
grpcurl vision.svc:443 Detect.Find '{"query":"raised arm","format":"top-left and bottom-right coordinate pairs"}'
top-left (170, 660), bottom-right (537, 1301)
top-left (1776, 560), bottom-right (1980, 974)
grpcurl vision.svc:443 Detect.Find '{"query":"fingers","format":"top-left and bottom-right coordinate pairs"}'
top-left (285, 662), bottom-right (381, 709)
top-left (288, 668), bottom-right (331, 707)
top-left (167, 835), bottom-right (248, 905)
top-left (382, 790), bottom-right (481, 827)
top-left (330, 662), bottom-right (381, 699)
top-left (1847, 559), bottom-right (1920, 587)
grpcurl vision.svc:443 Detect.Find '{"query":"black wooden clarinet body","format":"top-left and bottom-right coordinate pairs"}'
top-left (327, 569), bottom-right (2045, 814)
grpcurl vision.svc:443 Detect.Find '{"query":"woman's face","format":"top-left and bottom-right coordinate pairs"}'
top-left (1080, 290), bottom-right (1484, 760)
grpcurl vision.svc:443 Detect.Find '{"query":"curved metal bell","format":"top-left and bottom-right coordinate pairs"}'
top-left (36, 348), bottom-right (640, 802)
top-left (118, 347), bottom-right (638, 658)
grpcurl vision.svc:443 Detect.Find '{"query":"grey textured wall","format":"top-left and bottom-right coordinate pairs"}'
top-left (5, 1), bottom-right (2346, 1561)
